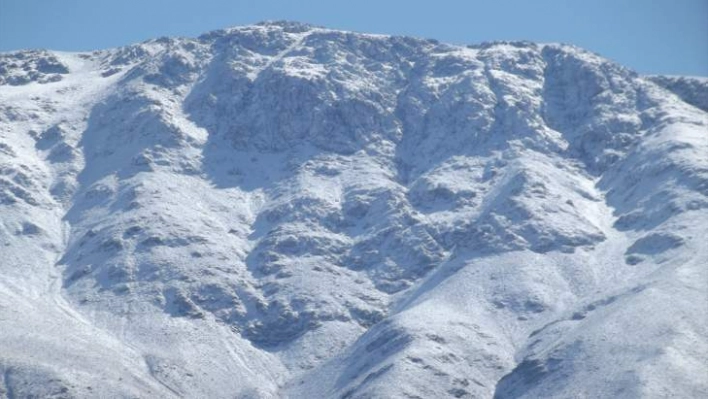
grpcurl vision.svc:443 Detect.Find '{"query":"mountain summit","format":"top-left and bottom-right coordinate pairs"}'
top-left (1, 22), bottom-right (706, 398)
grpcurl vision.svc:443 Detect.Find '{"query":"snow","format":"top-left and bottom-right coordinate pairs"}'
top-left (0, 21), bottom-right (707, 398)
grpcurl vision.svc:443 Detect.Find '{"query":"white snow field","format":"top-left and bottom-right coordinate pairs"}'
top-left (0, 21), bottom-right (706, 398)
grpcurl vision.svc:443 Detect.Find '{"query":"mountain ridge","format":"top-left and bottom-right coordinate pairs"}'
top-left (0, 22), bottom-right (706, 398)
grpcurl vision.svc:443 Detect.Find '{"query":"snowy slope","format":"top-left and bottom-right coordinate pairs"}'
top-left (0, 21), bottom-right (706, 398)
top-left (646, 75), bottom-right (708, 112)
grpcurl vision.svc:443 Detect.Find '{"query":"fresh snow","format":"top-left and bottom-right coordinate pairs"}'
top-left (0, 21), bottom-right (707, 398)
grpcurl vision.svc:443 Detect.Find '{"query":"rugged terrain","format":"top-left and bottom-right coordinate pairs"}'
top-left (1, 21), bottom-right (706, 398)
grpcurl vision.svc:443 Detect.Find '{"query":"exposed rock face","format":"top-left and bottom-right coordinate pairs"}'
top-left (1, 21), bottom-right (706, 398)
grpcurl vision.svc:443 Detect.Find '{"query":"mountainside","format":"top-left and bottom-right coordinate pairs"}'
top-left (646, 75), bottom-right (708, 112)
top-left (1, 21), bottom-right (706, 398)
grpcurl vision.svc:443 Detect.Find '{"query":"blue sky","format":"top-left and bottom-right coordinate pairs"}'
top-left (0, 0), bottom-right (706, 76)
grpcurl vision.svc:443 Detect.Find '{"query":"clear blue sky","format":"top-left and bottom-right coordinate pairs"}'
top-left (0, 0), bottom-right (706, 76)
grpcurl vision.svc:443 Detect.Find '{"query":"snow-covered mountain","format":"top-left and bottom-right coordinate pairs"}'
top-left (646, 75), bottom-right (708, 113)
top-left (1, 21), bottom-right (706, 398)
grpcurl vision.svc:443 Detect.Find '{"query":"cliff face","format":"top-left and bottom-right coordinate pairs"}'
top-left (1, 21), bottom-right (706, 398)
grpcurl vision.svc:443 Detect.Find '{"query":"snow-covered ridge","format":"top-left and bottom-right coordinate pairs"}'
top-left (0, 50), bottom-right (70, 85)
top-left (1, 22), bottom-right (706, 398)
top-left (645, 74), bottom-right (708, 112)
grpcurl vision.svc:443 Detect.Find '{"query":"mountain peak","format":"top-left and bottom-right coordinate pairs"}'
top-left (254, 19), bottom-right (319, 30)
top-left (1, 23), bottom-right (706, 398)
